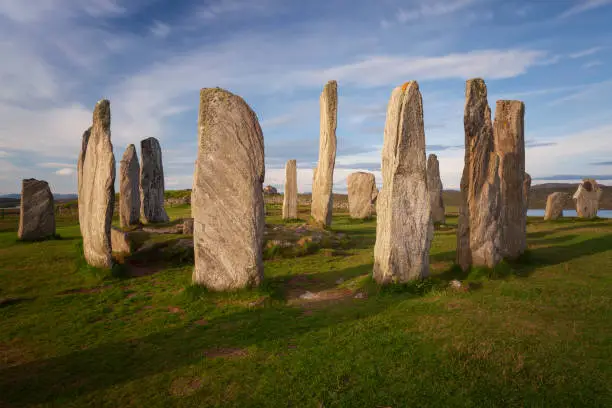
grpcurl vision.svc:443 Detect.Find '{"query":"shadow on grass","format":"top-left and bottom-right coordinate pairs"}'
top-left (0, 289), bottom-right (396, 407)
top-left (527, 218), bottom-right (611, 239)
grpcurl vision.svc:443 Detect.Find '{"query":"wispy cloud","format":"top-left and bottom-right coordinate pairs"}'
top-left (583, 60), bottom-right (603, 69)
top-left (532, 174), bottom-right (612, 181)
top-left (569, 46), bottom-right (603, 58)
top-left (396, 0), bottom-right (477, 23)
top-left (150, 20), bottom-right (171, 38)
top-left (591, 161), bottom-right (612, 165)
top-left (0, 150), bottom-right (9, 158)
top-left (55, 167), bottom-right (75, 176)
top-left (558, 0), bottom-right (612, 19)
top-left (39, 162), bottom-right (77, 169)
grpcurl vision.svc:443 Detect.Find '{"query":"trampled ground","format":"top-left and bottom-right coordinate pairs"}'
top-left (1, 204), bottom-right (611, 407)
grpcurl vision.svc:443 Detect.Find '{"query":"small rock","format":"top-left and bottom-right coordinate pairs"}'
top-left (336, 278), bottom-right (344, 284)
top-left (354, 292), bottom-right (366, 299)
top-left (299, 291), bottom-right (318, 300)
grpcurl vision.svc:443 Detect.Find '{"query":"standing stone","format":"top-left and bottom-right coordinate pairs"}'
top-left (523, 172), bottom-right (532, 217)
top-left (347, 172), bottom-right (378, 219)
top-left (119, 144), bottom-right (140, 227)
top-left (182, 218), bottom-right (194, 235)
top-left (192, 88), bottom-right (265, 290)
top-left (282, 159), bottom-right (298, 220)
top-left (426, 154), bottom-right (445, 224)
top-left (494, 100), bottom-right (526, 259)
top-left (456, 79), bottom-right (502, 271)
top-left (17, 179), bottom-right (55, 241)
top-left (77, 127), bottom-right (91, 228)
top-left (544, 192), bottom-right (569, 220)
top-left (79, 100), bottom-right (115, 268)
top-left (573, 179), bottom-right (603, 218)
top-left (311, 80), bottom-right (337, 227)
top-left (140, 137), bottom-right (169, 224)
top-left (373, 81), bottom-right (433, 283)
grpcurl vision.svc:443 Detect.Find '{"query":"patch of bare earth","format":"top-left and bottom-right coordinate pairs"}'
top-left (203, 348), bottom-right (248, 359)
top-left (58, 284), bottom-right (113, 295)
top-left (126, 260), bottom-right (165, 277)
top-left (169, 376), bottom-right (204, 397)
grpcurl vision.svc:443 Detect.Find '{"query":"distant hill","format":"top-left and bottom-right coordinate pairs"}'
top-left (0, 193), bottom-right (78, 208)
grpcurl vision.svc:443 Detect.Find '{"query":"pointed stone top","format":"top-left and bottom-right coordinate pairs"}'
top-left (401, 81), bottom-right (418, 91)
top-left (428, 153), bottom-right (438, 160)
top-left (141, 137), bottom-right (160, 147)
top-left (93, 99), bottom-right (110, 127)
top-left (326, 80), bottom-right (337, 87)
top-left (466, 78), bottom-right (487, 96)
top-left (122, 144), bottom-right (137, 160)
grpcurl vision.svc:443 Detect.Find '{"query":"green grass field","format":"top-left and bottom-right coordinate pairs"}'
top-left (1, 204), bottom-right (612, 407)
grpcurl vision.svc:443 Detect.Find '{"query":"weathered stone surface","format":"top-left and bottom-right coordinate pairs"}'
top-left (573, 179), bottom-right (603, 218)
top-left (140, 137), bottom-right (169, 224)
top-left (426, 154), bottom-right (445, 224)
top-left (183, 218), bottom-right (194, 235)
top-left (311, 80), bottom-right (337, 227)
top-left (373, 81), bottom-right (433, 283)
top-left (110, 227), bottom-right (131, 253)
top-left (192, 88), bottom-right (265, 290)
top-left (347, 172), bottom-right (377, 219)
top-left (544, 192), bottom-right (570, 220)
top-left (523, 172), bottom-right (532, 217)
top-left (456, 79), bottom-right (502, 271)
top-left (119, 144), bottom-right (140, 227)
top-left (17, 178), bottom-right (55, 241)
top-left (78, 100), bottom-right (115, 268)
top-left (494, 100), bottom-right (526, 259)
top-left (282, 159), bottom-right (298, 220)
top-left (77, 127), bottom-right (91, 207)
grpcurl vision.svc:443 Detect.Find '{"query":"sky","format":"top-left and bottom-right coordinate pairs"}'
top-left (0, 0), bottom-right (611, 195)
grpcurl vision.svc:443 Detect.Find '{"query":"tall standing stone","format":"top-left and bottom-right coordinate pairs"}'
top-left (77, 127), bottom-right (91, 229)
top-left (311, 80), bottom-right (337, 227)
top-left (192, 88), bottom-right (265, 290)
top-left (140, 137), bottom-right (169, 224)
top-left (494, 100), bottom-right (526, 259)
top-left (373, 81), bottom-right (433, 283)
top-left (426, 154), bottom-right (445, 224)
top-left (456, 79), bottom-right (502, 271)
top-left (282, 159), bottom-right (298, 220)
top-left (18, 178), bottom-right (55, 241)
top-left (78, 100), bottom-right (115, 268)
top-left (544, 192), bottom-right (569, 220)
top-left (119, 144), bottom-right (140, 227)
top-left (347, 172), bottom-right (378, 219)
top-left (573, 179), bottom-right (602, 218)
top-left (523, 172), bottom-right (532, 217)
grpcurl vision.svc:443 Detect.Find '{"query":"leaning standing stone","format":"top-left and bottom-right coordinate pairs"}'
top-left (311, 80), bottom-right (337, 227)
top-left (373, 81), bottom-right (433, 283)
top-left (544, 192), bottom-right (569, 220)
top-left (192, 88), bottom-right (265, 290)
top-left (282, 159), bottom-right (298, 220)
top-left (426, 154), bottom-right (445, 224)
top-left (119, 144), bottom-right (140, 227)
top-left (347, 172), bottom-right (378, 219)
top-left (140, 137), bottom-right (169, 224)
top-left (79, 100), bottom-right (115, 268)
top-left (17, 178), bottom-right (55, 241)
top-left (77, 127), bottom-right (91, 229)
top-left (573, 179), bottom-right (603, 218)
top-left (456, 79), bottom-right (502, 271)
top-left (494, 100), bottom-right (527, 259)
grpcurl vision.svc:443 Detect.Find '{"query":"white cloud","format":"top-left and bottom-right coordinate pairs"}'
top-left (55, 167), bottom-right (75, 176)
top-left (558, 0), bottom-right (612, 19)
top-left (0, 150), bottom-right (9, 158)
top-left (296, 49), bottom-right (547, 88)
top-left (39, 162), bottom-right (77, 168)
top-left (569, 46), bottom-right (603, 58)
top-left (0, 0), bottom-right (126, 23)
top-left (582, 60), bottom-right (603, 69)
top-left (150, 20), bottom-right (171, 38)
top-left (547, 79), bottom-right (612, 106)
top-left (396, 0), bottom-right (477, 23)
top-left (195, 0), bottom-right (280, 21)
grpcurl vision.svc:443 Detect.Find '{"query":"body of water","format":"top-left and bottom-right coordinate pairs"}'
top-left (527, 209), bottom-right (612, 219)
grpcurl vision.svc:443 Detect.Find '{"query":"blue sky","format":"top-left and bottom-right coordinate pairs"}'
top-left (0, 0), bottom-right (611, 194)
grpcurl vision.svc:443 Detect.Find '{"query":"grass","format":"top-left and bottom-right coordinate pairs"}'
top-left (0, 207), bottom-right (612, 407)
